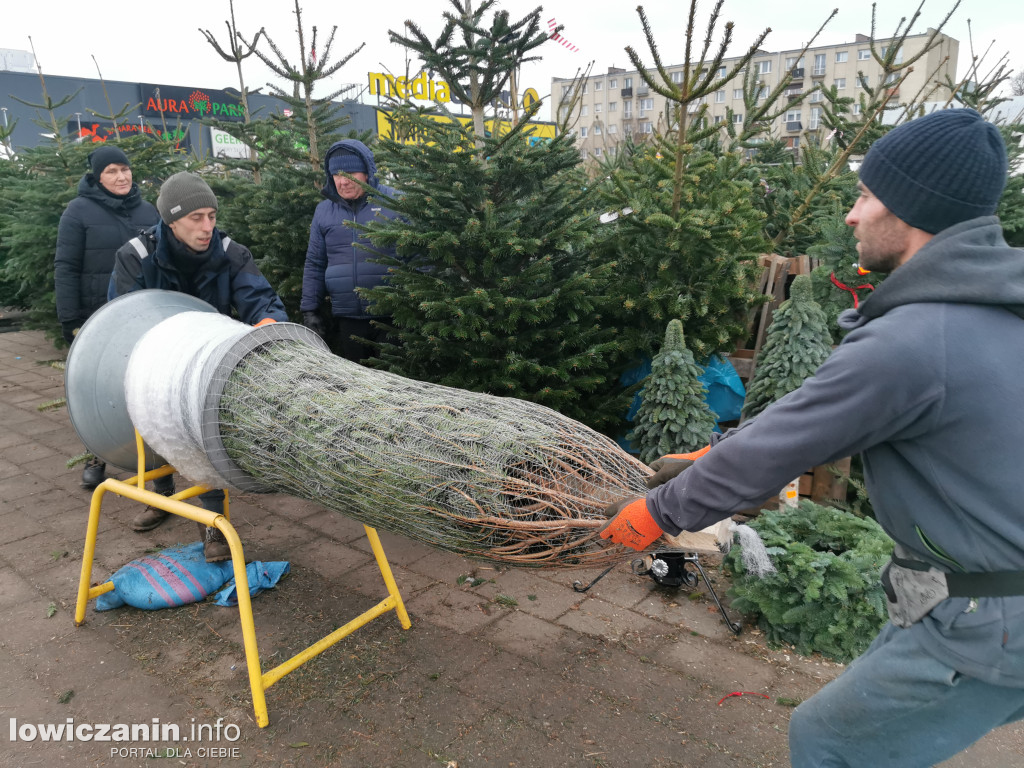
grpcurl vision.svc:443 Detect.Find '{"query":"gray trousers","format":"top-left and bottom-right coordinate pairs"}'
top-left (789, 621), bottom-right (1024, 767)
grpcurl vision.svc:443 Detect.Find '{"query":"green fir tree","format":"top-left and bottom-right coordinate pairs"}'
top-left (627, 319), bottom-right (716, 463)
top-left (742, 274), bottom-right (832, 420)
top-left (359, 2), bottom-right (629, 432)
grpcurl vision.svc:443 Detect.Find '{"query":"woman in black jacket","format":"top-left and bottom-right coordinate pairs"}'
top-left (55, 145), bottom-right (161, 491)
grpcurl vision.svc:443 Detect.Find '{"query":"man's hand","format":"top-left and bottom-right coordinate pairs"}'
top-left (302, 311), bottom-right (326, 337)
top-left (646, 444), bottom-right (711, 489)
top-left (599, 497), bottom-right (663, 551)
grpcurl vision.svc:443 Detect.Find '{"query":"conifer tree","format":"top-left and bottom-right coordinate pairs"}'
top-left (358, 2), bottom-right (629, 432)
top-left (628, 319), bottom-right (716, 463)
top-left (0, 60), bottom-right (184, 343)
top-left (202, 0), bottom-right (365, 315)
top-left (742, 274), bottom-right (832, 420)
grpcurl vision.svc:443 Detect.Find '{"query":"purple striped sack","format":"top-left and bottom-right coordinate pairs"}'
top-left (95, 542), bottom-right (233, 611)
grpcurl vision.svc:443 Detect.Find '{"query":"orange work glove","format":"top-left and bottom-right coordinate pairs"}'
top-left (646, 444), bottom-right (711, 489)
top-left (253, 317), bottom-right (277, 328)
top-left (599, 498), bottom-right (663, 551)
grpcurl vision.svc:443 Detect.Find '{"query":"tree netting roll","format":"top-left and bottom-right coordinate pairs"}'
top-left (217, 338), bottom-right (651, 568)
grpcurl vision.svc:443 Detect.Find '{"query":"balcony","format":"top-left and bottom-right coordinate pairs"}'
top-left (620, 87), bottom-right (633, 99)
top-left (636, 86), bottom-right (650, 97)
top-left (886, 87), bottom-right (900, 100)
top-left (789, 67), bottom-right (804, 79)
top-left (786, 121), bottom-right (803, 132)
top-left (785, 89), bottom-right (802, 101)
top-left (811, 68), bottom-right (826, 78)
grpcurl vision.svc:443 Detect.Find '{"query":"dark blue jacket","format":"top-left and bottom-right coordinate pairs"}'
top-left (108, 223), bottom-right (288, 325)
top-left (300, 139), bottom-right (399, 318)
top-left (55, 174), bottom-right (159, 326)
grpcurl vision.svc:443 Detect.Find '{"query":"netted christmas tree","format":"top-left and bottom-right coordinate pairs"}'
top-left (628, 320), bottom-right (716, 463)
top-left (741, 274), bottom-right (833, 420)
top-left (357, 2), bottom-right (629, 433)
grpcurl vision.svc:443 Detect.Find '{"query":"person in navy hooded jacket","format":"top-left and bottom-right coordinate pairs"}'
top-left (300, 139), bottom-right (400, 362)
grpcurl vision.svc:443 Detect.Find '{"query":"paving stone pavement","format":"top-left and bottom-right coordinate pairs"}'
top-left (1, 325), bottom-right (1022, 768)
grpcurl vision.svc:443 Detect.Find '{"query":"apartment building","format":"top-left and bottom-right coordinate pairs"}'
top-left (552, 30), bottom-right (959, 162)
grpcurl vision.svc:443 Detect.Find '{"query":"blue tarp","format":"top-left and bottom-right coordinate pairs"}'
top-left (617, 355), bottom-right (746, 453)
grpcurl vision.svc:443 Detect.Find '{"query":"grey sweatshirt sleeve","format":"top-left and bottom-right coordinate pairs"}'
top-left (647, 311), bottom-right (944, 534)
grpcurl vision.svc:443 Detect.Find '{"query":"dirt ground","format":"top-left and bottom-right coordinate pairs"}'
top-left (2, 322), bottom-right (1023, 768)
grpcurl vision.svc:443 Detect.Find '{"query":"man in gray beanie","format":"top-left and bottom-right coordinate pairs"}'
top-left (108, 171), bottom-right (288, 561)
top-left (600, 108), bottom-right (1022, 765)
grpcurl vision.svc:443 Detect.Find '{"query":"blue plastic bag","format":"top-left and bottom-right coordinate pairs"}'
top-left (95, 542), bottom-right (289, 611)
top-left (617, 355), bottom-right (746, 453)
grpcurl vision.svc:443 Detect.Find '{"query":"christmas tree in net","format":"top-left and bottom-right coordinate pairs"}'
top-left (742, 274), bottom-right (833, 421)
top-left (628, 319), bottom-right (717, 463)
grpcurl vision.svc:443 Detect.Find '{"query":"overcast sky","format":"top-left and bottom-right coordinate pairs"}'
top-left (3, 0), bottom-right (1020, 120)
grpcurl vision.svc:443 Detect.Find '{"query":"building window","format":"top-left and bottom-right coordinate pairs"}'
top-left (581, 105), bottom-right (589, 116)
top-left (595, 103), bottom-right (602, 113)
top-left (624, 102), bottom-right (632, 118)
top-left (715, 90), bottom-right (725, 103)
top-left (858, 49), bottom-right (871, 61)
top-left (881, 46), bottom-right (903, 64)
top-left (593, 146), bottom-right (602, 156)
top-left (732, 113), bottom-right (743, 124)
top-left (609, 102), bottom-right (617, 112)
top-left (580, 127), bottom-right (588, 138)
top-left (758, 86), bottom-right (769, 100)
top-left (671, 71), bottom-right (685, 84)
top-left (857, 75), bottom-right (869, 89)
top-left (641, 121), bottom-right (653, 133)
top-left (609, 78), bottom-right (617, 88)
top-left (792, 136), bottom-right (800, 148)
top-left (756, 60), bottom-right (771, 75)
top-left (785, 109), bottom-right (801, 123)
top-left (582, 83), bottom-right (588, 94)
top-left (624, 77), bottom-right (633, 88)
top-left (717, 65), bottom-right (727, 78)
top-left (834, 77), bottom-right (846, 90)
top-left (595, 80), bottom-right (603, 91)
top-left (852, 103), bottom-right (862, 115)
top-left (639, 98), bottom-right (654, 115)
top-left (733, 88), bottom-right (743, 99)
top-left (608, 124), bottom-right (617, 134)
top-left (785, 56), bottom-right (804, 69)
top-left (813, 53), bottom-right (826, 75)
top-left (835, 51), bottom-right (848, 64)
top-left (594, 124), bottom-right (602, 135)
top-left (810, 89), bottom-right (823, 103)
top-left (809, 107), bottom-right (822, 130)
top-left (714, 114), bottom-right (724, 124)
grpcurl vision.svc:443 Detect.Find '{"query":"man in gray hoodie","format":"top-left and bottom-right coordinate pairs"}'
top-left (601, 108), bottom-right (1023, 766)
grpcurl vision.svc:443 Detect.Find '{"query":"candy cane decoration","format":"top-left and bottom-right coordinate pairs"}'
top-left (548, 18), bottom-right (579, 52)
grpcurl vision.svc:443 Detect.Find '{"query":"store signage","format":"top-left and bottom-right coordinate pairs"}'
top-left (210, 127), bottom-right (251, 159)
top-left (140, 84), bottom-right (245, 121)
top-left (67, 120), bottom-right (190, 151)
top-left (367, 71), bottom-right (539, 112)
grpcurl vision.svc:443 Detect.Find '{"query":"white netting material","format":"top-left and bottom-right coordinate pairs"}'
top-left (125, 312), bottom-right (249, 490)
top-left (730, 522), bottom-right (777, 578)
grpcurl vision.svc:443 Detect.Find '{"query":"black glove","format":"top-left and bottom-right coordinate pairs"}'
top-left (645, 445), bottom-right (713, 488)
top-left (302, 311), bottom-right (326, 337)
top-left (61, 322), bottom-right (79, 345)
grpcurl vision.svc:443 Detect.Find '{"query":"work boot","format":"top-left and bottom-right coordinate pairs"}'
top-left (197, 522), bottom-right (231, 563)
top-left (131, 488), bottom-right (175, 532)
top-left (81, 457), bottom-right (106, 489)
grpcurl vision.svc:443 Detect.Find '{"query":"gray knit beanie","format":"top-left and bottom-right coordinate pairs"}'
top-left (858, 108), bottom-right (1007, 234)
top-left (156, 172), bottom-right (219, 224)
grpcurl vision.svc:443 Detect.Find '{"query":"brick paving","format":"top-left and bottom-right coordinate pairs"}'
top-left (1, 324), bottom-right (1021, 767)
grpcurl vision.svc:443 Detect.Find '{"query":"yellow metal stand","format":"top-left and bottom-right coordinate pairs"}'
top-left (74, 432), bottom-right (412, 727)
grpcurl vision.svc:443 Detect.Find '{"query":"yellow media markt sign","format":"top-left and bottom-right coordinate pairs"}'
top-left (374, 109), bottom-right (556, 146)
